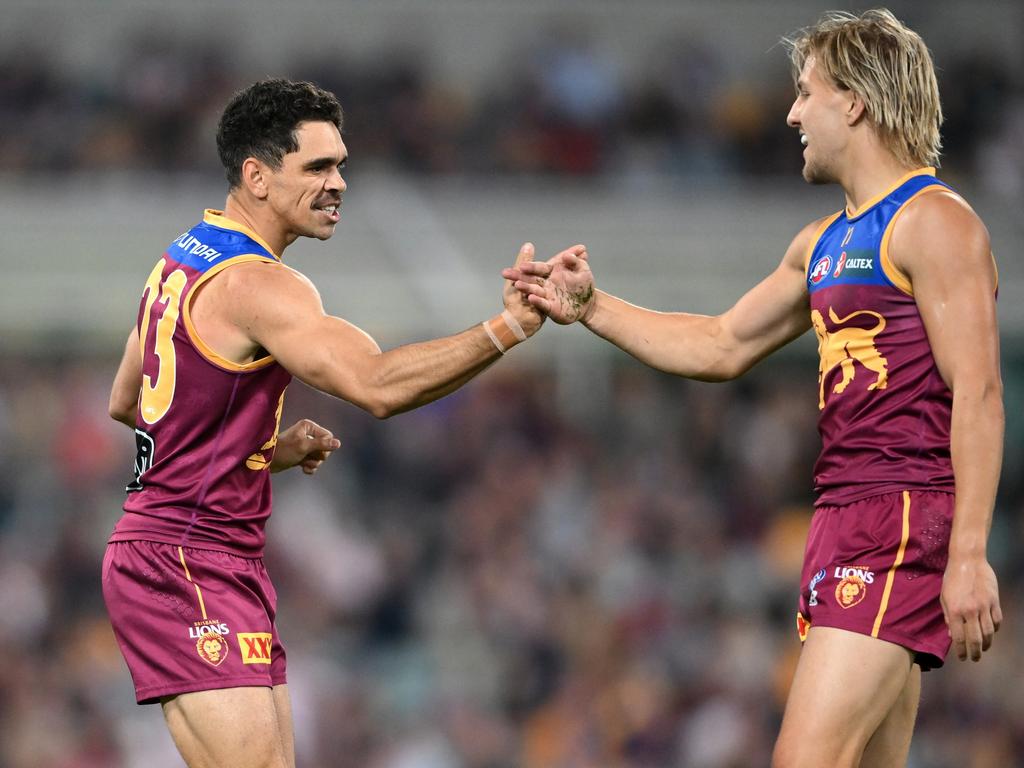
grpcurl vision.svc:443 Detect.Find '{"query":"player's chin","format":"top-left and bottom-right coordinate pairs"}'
top-left (310, 223), bottom-right (339, 241)
top-left (801, 158), bottom-right (834, 186)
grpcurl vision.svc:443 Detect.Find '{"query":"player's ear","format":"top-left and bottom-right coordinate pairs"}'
top-left (846, 91), bottom-right (867, 126)
top-left (241, 157), bottom-right (269, 199)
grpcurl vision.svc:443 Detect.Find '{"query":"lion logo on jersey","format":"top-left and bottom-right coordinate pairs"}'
top-left (811, 307), bottom-right (889, 410)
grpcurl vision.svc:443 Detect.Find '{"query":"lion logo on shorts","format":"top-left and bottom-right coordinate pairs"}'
top-left (196, 634), bottom-right (229, 666)
top-left (811, 307), bottom-right (888, 410)
top-left (835, 574), bottom-right (868, 609)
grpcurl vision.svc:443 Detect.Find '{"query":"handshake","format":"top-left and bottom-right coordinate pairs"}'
top-left (496, 242), bottom-right (597, 344)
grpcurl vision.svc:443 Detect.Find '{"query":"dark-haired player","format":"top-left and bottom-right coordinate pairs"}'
top-left (104, 77), bottom-right (585, 767)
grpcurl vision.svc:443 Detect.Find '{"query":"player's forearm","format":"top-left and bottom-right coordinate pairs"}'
top-left (948, 382), bottom-right (1004, 556)
top-left (580, 291), bottom-right (743, 381)
top-left (349, 324), bottom-right (504, 418)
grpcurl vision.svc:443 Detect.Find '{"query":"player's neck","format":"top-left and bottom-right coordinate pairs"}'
top-left (222, 194), bottom-right (292, 259)
top-left (839, 144), bottom-right (920, 216)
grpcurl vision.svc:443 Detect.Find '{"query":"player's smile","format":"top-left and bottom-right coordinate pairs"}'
top-left (312, 197), bottom-right (341, 224)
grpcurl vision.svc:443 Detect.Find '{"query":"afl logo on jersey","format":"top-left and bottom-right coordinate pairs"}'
top-left (809, 255), bottom-right (832, 285)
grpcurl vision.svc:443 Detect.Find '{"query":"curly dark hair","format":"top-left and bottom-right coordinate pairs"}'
top-left (216, 78), bottom-right (344, 189)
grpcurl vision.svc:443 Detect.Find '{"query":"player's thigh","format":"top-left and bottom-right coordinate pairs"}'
top-left (162, 685), bottom-right (291, 768)
top-left (860, 664), bottom-right (921, 768)
top-left (773, 626), bottom-right (915, 768)
top-left (272, 684), bottom-right (296, 768)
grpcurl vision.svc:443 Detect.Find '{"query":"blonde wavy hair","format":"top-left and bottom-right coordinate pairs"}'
top-left (785, 9), bottom-right (942, 168)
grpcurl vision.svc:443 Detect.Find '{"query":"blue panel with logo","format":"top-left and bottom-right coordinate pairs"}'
top-left (166, 220), bottom-right (276, 273)
top-left (806, 170), bottom-right (950, 294)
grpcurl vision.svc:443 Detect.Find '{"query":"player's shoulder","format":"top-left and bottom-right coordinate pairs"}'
top-left (220, 259), bottom-right (314, 291)
top-left (890, 184), bottom-right (993, 279)
top-left (898, 185), bottom-right (987, 237)
top-left (892, 186), bottom-right (990, 257)
top-left (202, 260), bottom-right (322, 321)
top-left (786, 211), bottom-right (844, 270)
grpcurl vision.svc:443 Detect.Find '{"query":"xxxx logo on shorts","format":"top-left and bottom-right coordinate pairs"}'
top-left (238, 632), bottom-right (273, 665)
top-left (796, 612), bottom-right (810, 642)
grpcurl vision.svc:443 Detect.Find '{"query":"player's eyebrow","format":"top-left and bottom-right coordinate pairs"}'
top-left (302, 156), bottom-right (346, 171)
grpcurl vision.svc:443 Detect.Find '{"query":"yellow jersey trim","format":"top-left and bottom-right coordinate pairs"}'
top-left (804, 211), bottom-right (844, 272)
top-left (877, 185), bottom-right (1000, 298)
top-left (846, 168), bottom-right (936, 220)
top-left (183, 255), bottom-right (280, 372)
top-left (878, 186), bottom-right (948, 297)
top-left (203, 209), bottom-right (281, 261)
top-left (871, 491), bottom-right (912, 637)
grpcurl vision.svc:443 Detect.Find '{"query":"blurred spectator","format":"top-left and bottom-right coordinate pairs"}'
top-left (0, 21), bottom-right (1017, 190)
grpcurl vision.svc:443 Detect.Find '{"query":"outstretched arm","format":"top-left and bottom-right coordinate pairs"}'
top-left (506, 220), bottom-right (825, 381)
top-left (109, 327), bottom-right (142, 427)
top-left (892, 190), bottom-right (1003, 662)
top-left (212, 243), bottom-right (585, 418)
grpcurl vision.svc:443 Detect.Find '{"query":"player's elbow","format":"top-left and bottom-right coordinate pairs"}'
top-left (367, 398), bottom-right (399, 420)
top-left (108, 401), bottom-right (136, 427)
top-left (692, 352), bottom-right (750, 383)
top-left (344, 384), bottom-right (401, 420)
top-left (953, 375), bottom-right (1004, 411)
top-left (687, 324), bottom-right (755, 382)
top-left (108, 389), bottom-right (137, 426)
top-left (312, 350), bottom-right (401, 418)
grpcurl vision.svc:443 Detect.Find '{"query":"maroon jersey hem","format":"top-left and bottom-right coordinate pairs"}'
top-left (107, 531), bottom-right (264, 559)
top-left (815, 482), bottom-right (954, 508)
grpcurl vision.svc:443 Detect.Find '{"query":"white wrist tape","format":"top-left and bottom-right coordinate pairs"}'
top-left (482, 319), bottom-right (506, 354)
top-left (483, 312), bottom-right (527, 354)
top-left (501, 310), bottom-right (528, 342)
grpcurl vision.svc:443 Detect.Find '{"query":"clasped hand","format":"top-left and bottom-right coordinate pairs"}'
top-left (502, 244), bottom-right (595, 325)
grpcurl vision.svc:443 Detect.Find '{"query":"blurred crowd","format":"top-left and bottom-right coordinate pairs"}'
top-left (1, 351), bottom-right (1023, 768)
top-left (0, 26), bottom-right (1022, 195)
top-left (3, 11), bottom-right (1024, 767)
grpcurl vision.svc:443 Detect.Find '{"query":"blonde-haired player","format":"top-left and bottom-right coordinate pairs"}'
top-left (507, 10), bottom-right (1002, 767)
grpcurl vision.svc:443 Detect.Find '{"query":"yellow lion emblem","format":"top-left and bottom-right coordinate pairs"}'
top-left (811, 307), bottom-right (888, 410)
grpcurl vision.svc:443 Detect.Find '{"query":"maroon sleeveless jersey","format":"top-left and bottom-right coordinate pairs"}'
top-left (805, 169), bottom-right (976, 505)
top-left (110, 210), bottom-right (292, 556)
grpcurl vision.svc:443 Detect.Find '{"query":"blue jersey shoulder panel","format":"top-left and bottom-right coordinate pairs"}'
top-left (807, 173), bottom-right (952, 294)
top-left (166, 221), bottom-right (275, 273)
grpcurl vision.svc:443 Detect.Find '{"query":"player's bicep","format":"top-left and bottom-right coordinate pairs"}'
top-left (110, 327), bottom-right (142, 425)
top-left (233, 265), bottom-right (385, 403)
top-left (896, 194), bottom-right (999, 389)
top-left (916, 264), bottom-right (999, 391)
top-left (718, 227), bottom-right (813, 371)
top-left (269, 313), bottom-right (385, 400)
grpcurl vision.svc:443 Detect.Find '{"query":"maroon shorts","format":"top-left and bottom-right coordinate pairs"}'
top-left (796, 490), bottom-right (952, 670)
top-left (102, 540), bottom-right (287, 704)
